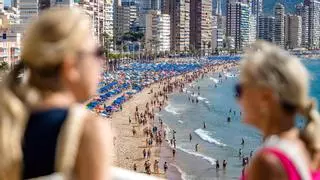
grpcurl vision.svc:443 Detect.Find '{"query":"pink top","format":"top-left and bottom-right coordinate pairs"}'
top-left (241, 147), bottom-right (320, 180)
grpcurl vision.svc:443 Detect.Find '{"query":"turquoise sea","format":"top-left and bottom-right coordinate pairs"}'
top-left (159, 59), bottom-right (320, 180)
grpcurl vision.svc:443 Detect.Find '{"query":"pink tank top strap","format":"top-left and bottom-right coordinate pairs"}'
top-left (239, 147), bottom-right (301, 180)
top-left (262, 147), bottom-right (301, 180)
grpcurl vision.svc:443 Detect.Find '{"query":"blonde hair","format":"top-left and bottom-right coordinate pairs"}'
top-left (240, 40), bottom-right (320, 151)
top-left (0, 7), bottom-right (91, 179)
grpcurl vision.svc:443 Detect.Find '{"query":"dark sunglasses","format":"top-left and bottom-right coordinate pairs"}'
top-left (234, 83), bottom-right (242, 99)
top-left (78, 46), bottom-right (105, 59)
top-left (94, 46), bottom-right (105, 58)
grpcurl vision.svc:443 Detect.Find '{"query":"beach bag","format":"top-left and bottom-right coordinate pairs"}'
top-left (26, 104), bottom-right (88, 180)
top-left (263, 135), bottom-right (312, 180)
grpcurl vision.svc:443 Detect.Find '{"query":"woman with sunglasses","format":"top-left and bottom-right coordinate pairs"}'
top-left (237, 41), bottom-right (320, 180)
top-left (0, 8), bottom-right (112, 180)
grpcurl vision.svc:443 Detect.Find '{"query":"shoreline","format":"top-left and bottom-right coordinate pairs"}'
top-left (107, 61), bottom-right (238, 179)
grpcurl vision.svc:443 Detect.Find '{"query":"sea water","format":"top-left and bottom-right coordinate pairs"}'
top-left (159, 60), bottom-right (320, 180)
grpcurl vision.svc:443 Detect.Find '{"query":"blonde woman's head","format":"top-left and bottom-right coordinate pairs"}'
top-left (237, 41), bottom-right (320, 149)
top-left (0, 8), bottom-right (104, 179)
top-left (22, 7), bottom-right (103, 101)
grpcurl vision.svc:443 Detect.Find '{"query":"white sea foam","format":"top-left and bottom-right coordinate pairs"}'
top-left (204, 100), bottom-right (210, 104)
top-left (176, 146), bottom-right (216, 166)
top-left (182, 88), bottom-right (187, 92)
top-left (165, 104), bottom-right (180, 115)
top-left (224, 73), bottom-right (238, 78)
top-left (178, 120), bottom-right (184, 124)
top-left (197, 96), bottom-right (206, 101)
top-left (170, 163), bottom-right (188, 180)
top-left (209, 77), bottom-right (219, 84)
top-left (194, 129), bottom-right (227, 147)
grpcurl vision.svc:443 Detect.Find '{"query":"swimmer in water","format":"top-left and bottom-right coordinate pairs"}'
top-left (241, 138), bottom-right (244, 145)
top-left (203, 121), bottom-right (206, 129)
top-left (223, 160), bottom-right (227, 169)
top-left (227, 116), bottom-right (231, 122)
top-left (189, 133), bottom-right (192, 142)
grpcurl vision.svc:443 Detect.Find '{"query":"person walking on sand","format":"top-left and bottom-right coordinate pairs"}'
top-left (132, 127), bottom-right (136, 136)
top-left (129, 116), bottom-right (131, 124)
top-left (147, 148), bottom-right (151, 159)
top-left (164, 162), bottom-right (168, 173)
top-left (189, 133), bottom-right (192, 142)
top-left (133, 163), bottom-right (137, 171)
top-left (143, 149), bottom-right (147, 159)
top-left (154, 160), bottom-right (159, 174)
top-left (250, 150), bottom-right (253, 158)
top-left (195, 144), bottom-right (199, 152)
top-left (172, 149), bottom-right (176, 158)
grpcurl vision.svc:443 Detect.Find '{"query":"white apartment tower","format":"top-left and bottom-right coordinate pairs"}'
top-left (145, 10), bottom-right (170, 53)
top-left (17, 0), bottom-right (39, 32)
top-left (249, 15), bottom-right (256, 45)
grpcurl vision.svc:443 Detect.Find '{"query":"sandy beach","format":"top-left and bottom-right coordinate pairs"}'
top-left (104, 62), bottom-right (238, 179)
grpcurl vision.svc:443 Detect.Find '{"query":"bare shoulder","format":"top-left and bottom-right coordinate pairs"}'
top-left (75, 112), bottom-right (112, 180)
top-left (247, 151), bottom-right (287, 180)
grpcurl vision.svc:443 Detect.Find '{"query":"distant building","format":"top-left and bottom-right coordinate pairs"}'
top-left (301, 4), bottom-right (309, 48)
top-left (274, 3), bottom-right (285, 48)
top-left (105, 0), bottom-right (114, 51)
top-left (17, 0), bottom-right (39, 32)
top-left (190, 0), bottom-right (212, 54)
top-left (249, 15), bottom-right (256, 45)
top-left (301, 0), bottom-right (320, 49)
top-left (285, 14), bottom-right (302, 49)
top-left (258, 15), bottom-right (275, 43)
top-left (145, 10), bottom-right (170, 53)
top-left (168, 0), bottom-right (190, 53)
top-left (212, 15), bottom-right (224, 52)
top-left (295, 3), bottom-right (303, 16)
top-left (114, 0), bottom-right (138, 40)
top-left (226, 1), bottom-right (249, 50)
top-left (11, 0), bottom-right (17, 8)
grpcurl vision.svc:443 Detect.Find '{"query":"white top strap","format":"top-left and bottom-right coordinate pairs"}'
top-left (55, 104), bottom-right (88, 178)
top-left (264, 135), bottom-right (311, 180)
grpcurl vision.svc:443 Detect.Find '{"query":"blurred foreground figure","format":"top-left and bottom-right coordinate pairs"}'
top-left (237, 41), bottom-right (320, 180)
top-left (0, 8), bottom-right (112, 180)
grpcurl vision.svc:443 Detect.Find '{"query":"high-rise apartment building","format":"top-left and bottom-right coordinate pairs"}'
top-left (226, 1), bottom-right (249, 50)
top-left (249, 15), bottom-right (256, 44)
top-left (190, 0), bottom-right (212, 53)
top-left (114, 0), bottom-right (138, 40)
top-left (285, 15), bottom-right (302, 49)
top-left (258, 15), bottom-right (275, 43)
top-left (212, 15), bottom-right (224, 52)
top-left (105, 0), bottom-right (114, 51)
top-left (17, 0), bottom-right (39, 31)
top-left (251, 0), bottom-right (262, 38)
top-left (301, 4), bottom-right (309, 47)
top-left (168, 0), bottom-right (190, 53)
top-left (145, 10), bottom-right (170, 53)
top-left (295, 3), bottom-right (304, 16)
top-left (308, 0), bottom-right (320, 49)
top-left (274, 3), bottom-right (285, 48)
top-left (301, 0), bottom-right (320, 49)
top-left (12, 0), bottom-right (18, 8)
